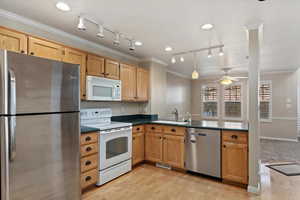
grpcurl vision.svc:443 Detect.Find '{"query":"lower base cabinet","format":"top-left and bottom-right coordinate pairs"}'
top-left (145, 125), bottom-right (185, 169)
top-left (222, 131), bottom-right (248, 185)
top-left (132, 131), bottom-right (145, 165)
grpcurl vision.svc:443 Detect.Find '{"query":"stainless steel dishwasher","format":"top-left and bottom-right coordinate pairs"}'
top-left (185, 128), bottom-right (221, 178)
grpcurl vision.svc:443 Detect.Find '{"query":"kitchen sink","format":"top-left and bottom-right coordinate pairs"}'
top-left (153, 120), bottom-right (189, 125)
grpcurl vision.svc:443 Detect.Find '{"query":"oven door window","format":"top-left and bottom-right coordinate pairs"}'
top-left (106, 137), bottom-right (128, 159)
top-left (93, 85), bottom-right (113, 97)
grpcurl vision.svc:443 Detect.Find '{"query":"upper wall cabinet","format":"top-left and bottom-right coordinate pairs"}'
top-left (0, 27), bottom-right (27, 54)
top-left (62, 48), bottom-right (87, 100)
top-left (105, 59), bottom-right (120, 80)
top-left (137, 67), bottom-right (149, 101)
top-left (86, 54), bottom-right (105, 77)
top-left (28, 36), bottom-right (63, 61)
top-left (120, 64), bottom-right (137, 101)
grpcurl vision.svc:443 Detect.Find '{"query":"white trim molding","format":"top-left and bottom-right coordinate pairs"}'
top-left (0, 8), bottom-right (141, 62)
top-left (166, 70), bottom-right (191, 79)
top-left (140, 57), bottom-right (168, 66)
top-left (247, 183), bottom-right (261, 194)
top-left (260, 136), bottom-right (298, 142)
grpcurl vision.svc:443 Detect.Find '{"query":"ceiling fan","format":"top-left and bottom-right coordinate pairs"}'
top-left (218, 68), bottom-right (248, 85)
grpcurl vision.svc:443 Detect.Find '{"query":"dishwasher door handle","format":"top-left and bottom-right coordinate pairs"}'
top-left (191, 133), bottom-right (207, 137)
top-left (190, 140), bottom-right (197, 143)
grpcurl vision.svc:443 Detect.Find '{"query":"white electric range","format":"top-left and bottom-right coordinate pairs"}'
top-left (80, 108), bottom-right (132, 185)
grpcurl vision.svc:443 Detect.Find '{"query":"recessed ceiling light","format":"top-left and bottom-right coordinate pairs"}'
top-left (201, 23), bottom-right (214, 30)
top-left (165, 46), bottom-right (173, 52)
top-left (56, 2), bottom-right (71, 12)
top-left (135, 41), bottom-right (143, 46)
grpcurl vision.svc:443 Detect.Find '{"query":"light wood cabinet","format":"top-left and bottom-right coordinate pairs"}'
top-left (120, 64), bottom-right (137, 101)
top-left (136, 67), bottom-right (149, 101)
top-left (62, 48), bottom-right (87, 99)
top-left (145, 132), bottom-right (163, 163)
top-left (222, 131), bottom-right (248, 185)
top-left (145, 125), bottom-right (186, 169)
top-left (132, 131), bottom-right (145, 166)
top-left (162, 135), bottom-right (185, 169)
top-left (105, 59), bottom-right (120, 80)
top-left (28, 36), bottom-right (63, 61)
top-left (86, 54), bottom-right (105, 77)
top-left (0, 27), bottom-right (27, 54)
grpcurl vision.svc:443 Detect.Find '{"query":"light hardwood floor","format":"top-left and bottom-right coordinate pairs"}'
top-left (83, 164), bottom-right (300, 200)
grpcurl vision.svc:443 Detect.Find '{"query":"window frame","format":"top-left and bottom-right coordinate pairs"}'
top-left (259, 80), bottom-right (272, 123)
top-left (222, 82), bottom-right (243, 121)
top-left (201, 84), bottom-right (220, 120)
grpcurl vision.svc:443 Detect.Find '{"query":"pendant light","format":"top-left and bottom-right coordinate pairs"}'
top-left (191, 53), bottom-right (199, 79)
top-left (77, 17), bottom-right (86, 30)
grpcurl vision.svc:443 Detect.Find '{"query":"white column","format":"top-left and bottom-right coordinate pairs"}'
top-left (246, 24), bottom-right (263, 194)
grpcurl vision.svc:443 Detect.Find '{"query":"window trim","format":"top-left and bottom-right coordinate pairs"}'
top-left (260, 80), bottom-right (272, 123)
top-left (201, 84), bottom-right (220, 120)
top-left (222, 82), bottom-right (243, 121)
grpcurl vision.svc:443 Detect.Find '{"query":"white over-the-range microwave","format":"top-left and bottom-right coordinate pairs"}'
top-left (86, 76), bottom-right (121, 101)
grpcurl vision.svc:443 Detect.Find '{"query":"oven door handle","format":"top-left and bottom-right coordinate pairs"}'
top-left (101, 127), bottom-right (132, 134)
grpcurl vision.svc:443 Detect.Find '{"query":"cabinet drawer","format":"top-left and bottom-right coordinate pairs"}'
top-left (163, 126), bottom-right (186, 136)
top-left (81, 169), bottom-right (98, 189)
top-left (146, 124), bottom-right (163, 133)
top-left (222, 131), bottom-right (248, 144)
top-left (81, 154), bottom-right (98, 173)
top-left (133, 125), bottom-right (144, 133)
top-left (81, 143), bottom-right (98, 157)
top-left (80, 132), bottom-right (98, 145)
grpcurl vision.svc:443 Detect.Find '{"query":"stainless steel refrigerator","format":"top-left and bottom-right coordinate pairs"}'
top-left (0, 50), bottom-right (81, 200)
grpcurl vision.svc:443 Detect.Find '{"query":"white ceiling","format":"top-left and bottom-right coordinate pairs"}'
top-left (1, 0), bottom-right (300, 77)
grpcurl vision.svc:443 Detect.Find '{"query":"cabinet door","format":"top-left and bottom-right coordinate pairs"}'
top-left (163, 135), bottom-right (185, 169)
top-left (132, 132), bottom-right (145, 166)
top-left (62, 48), bottom-right (87, 100)
top-left (28, 37), bottom-right (63, 61)
top-left (136, 67), bottom-right (149, 101)
top-left (145, 132), bottom-right (163, 163)
top-left (0, 27), bottom-right (27, 54)
top-left (105, 59), bottom-right (120, 80)
top-left (222, 142), bottom-right (248, 184)
top-left (86, 54), bottom-right (105, 77)
top-left (120, 64), bottom-right (137, 101)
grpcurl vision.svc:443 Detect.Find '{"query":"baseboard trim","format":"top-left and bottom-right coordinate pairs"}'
top-left (247, 183), bottom-right (260, 194)
top-left (260, 136), bottom-right (298, 142)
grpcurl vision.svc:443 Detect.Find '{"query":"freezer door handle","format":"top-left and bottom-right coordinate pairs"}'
top-left (8, 69), bottom-right (16, 114)
top-left (9, 116), bottom-right (16, 161)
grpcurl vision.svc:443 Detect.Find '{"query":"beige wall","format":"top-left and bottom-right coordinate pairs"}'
top-left (165, 72), bottom-right (192, 120)
top-left (191, 71), bottom-right (299, 140)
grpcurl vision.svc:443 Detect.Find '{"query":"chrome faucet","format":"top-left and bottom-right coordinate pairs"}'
top-left (172, 108), bottom-right (179, 121)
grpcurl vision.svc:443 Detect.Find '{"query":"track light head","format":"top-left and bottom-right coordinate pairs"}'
top-left (113, 33), bottom-right (120, 46)
top-left (96, 25), bottom-right (104, 38)
top-left (129, 40), bottom-right (135, 51)
top-left (219, 47), bottom-right (224, 56)
top-left (180, 56), bottom-right (184, 62)
top-left (207, 49), bottom-right (212, 58)
top-left (171, 57), bottom-right (176, 64)
top-left (77, 17), bottom-right (86, 31)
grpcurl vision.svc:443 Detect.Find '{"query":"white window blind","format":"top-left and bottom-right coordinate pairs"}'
top-left (260, 81), bottom-right (272, 121)
top-left (202, 85), bottom-right (218, 118)
top-left (224, 84), bottom-right (242, 119)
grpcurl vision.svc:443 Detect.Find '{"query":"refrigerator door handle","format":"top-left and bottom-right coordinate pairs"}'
top-left (1, 117), bottom-right (10, 200)
top-left (9, 116), bottom-right (17, 161)
top-left (8, 69), bottom-right (16, 114)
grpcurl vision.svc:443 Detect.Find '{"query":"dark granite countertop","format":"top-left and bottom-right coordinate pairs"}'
top-left (81, 126), bottom-right (100, 134)
top-left (111, 114), bottom-right (248, 132)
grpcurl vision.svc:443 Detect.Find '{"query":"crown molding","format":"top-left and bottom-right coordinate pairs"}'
top-left (166, 70), bottom-right (191, 79)
top-left (0, 8), bottom-right (141, 62)
top-left (140, 57), bottom-right (168, 66)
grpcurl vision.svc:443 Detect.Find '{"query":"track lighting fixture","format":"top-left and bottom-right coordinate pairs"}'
top-left (129, 40), bottom-right (135, 51)
top-left (180, 56), bottom-right (184, 62)
top-left (77, 17), bottom-right (86, 30)
top-left (192, 70), bottom-right (199, 80)
top-left (171, 57), bottom-right (176, 64)
top-left (207, 49), bottom-right (212, 58)
top-left (113, 33), bottom-right (120, 46)
top-left (96, 25), bottom-right (104, 38)
top-left (219, 47), bottom-right (224, 56)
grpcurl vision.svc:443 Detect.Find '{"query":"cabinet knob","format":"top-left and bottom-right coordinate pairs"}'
top-left (231, 135), bottom-right (238, 139)
top-left (20, 50), bottom-right (25, 53)
top-left (85, 160), bottom-right (92, 166)
top-left (85, 136), bottom-right (92, 142)
top-left (223, 145), bottom-right (226, 148)
top-left (105, 73), bottom-right (110, 76)
top-left (30, 52), bottom-right (34, 55)
top-left (136, 128), bottom-right (140, 131)
top-left (85, 176), bottom-right (92, 182)
top-left (86, 147), bottom-right (92, 152)
top-left (151, 127), bottom-right (155, 130)
top-left (171, 129), bottom-right (176, 132)
top-left (133, 137), bottom-right (136, 140)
